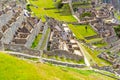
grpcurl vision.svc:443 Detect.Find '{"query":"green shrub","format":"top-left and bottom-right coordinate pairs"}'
top-left (114, 25), bottom-right (120, 38)
top-left (80, 12), bottom-right (92, 18)
top-left (55, 0), bottom-right (63, 9)
top-left (26, 4), bottom-right (31, 12)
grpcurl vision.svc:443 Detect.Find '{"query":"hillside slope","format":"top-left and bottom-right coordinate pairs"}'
top-left (0, 52), bottom-right (116, 80)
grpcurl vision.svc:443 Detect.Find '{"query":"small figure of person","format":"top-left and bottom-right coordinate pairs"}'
top-left (85, 26), bottom-right (88, 32)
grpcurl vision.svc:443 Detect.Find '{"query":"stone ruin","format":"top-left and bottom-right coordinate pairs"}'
top-left (98, 52), bottom-right (120, 75)
top-left (0, 1), bottom-right (43, 48)
top-left (75, 8), bottom-right (96, 21)
top-left (73, 3), bottom-right (119, 44)
top-left (90, 18), bottom-right (118, 43)
top-left (74, 3), bottom-right (113, 22)
top-left (46, 17), bottom-right (84, 61)
top-left (0, 0), bottom-right (84, 62)
top-left (11, 17), bottom-right (42, 48)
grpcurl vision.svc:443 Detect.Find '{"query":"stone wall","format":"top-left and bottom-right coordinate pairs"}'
top-left (0, 41), bottom-right (4, 50)
top-left (3, 50), bottom-right (85, 68)
top-left (89, 23), bottom-right (99, 34)
top-left (0, 11), bottom-right (13, 28)
top-left (44, 28), bottom-right (51, 50)
top-left (104, 35), bottom-right (118, 44)
top-left (37, 22), bottom-right (49, 50)
top-left (1, 12), bottom-right (25, 44)
top-left (42, 58), bottom-right (85, 68)
top-left (25, 20), bottom-right (43, 48)
top-left (43, 49), bottom-right (83, 61)
top-left (5, 51), bottom-right (40, 60)
top-left (4, 44), bottom-right (41, 56)
top-left (84, 34), bottom-right (100, 40)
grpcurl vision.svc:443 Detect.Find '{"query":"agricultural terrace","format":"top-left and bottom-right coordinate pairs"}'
top-left (28, 0), bottom-right (77, 22)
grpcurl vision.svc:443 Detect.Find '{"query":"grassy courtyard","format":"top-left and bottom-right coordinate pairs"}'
top-left (68, 24), bottom-right (97, 39)
top-left (0, 52), bottom-right (116, 80)
top-left (29, 0), bottom-right (77, 22)
top-left (68, 24), bottom-right (103, 43)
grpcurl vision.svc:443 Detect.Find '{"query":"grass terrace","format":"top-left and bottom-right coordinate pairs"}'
top-left (29, 0), bottom-right (77, 22)
top-left (0, 52), bottom-right (117, 80)
top-left (31, 33), bottom-right (42, 49)
top-left (40, 28), bottom-right (50, 50)
top-left (87, 38), bottom-right (103, 43)
top-left (93, 42), bottom-right (107, 48)
top-left (82, 45), bottom-right (111, 66)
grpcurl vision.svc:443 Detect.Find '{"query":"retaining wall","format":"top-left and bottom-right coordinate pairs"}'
top-left (43, 50), bottom-right (84, 61)
top-left (4, 44), bottom-right (41, 56)
top-left (42, 58), bottom-right (85, 68)
top-left (37, 22), bottom-right (49, 50)
top-left (25, 20), bottom-right (43, 48)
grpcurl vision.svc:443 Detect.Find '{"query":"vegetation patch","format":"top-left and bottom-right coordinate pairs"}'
top-left (60, 4), bottom-right (72, 16)
top-left (80, 12), bottom-right (92, 18)
top-left (29, 0), bottom-right (77, 22)
top-left (114, 11), bottom-right (120, 20)
top-left (31, 33), bottom-right (42, 48)
top-left (114, 25), bottom-right (120, 38)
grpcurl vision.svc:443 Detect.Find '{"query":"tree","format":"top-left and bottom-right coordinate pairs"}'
top-left (26, 4), bottom-right (31, 12)
top-left (55, 0), bottom-right (63, 9)
top-left (80, 12), bottom-right (92, 18)
top-left (114, 25), bottom-right (120, 38)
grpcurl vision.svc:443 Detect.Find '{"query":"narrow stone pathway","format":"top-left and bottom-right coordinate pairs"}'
top-left (77, 42), bottom-right (91, 68)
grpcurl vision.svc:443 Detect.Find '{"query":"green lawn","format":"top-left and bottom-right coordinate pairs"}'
top-left (68, 24), bottom-right (102, 43)
top-left (29, 0), bottom-right (77, 22)
top-left (68, 24), bottom-right (104, 43)
top-left (31, 33), bottom-right (42, 48)
top-left (0, 52), bottom-right (116, 80)
top-left (69, 24), bottom-right (96, 39)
